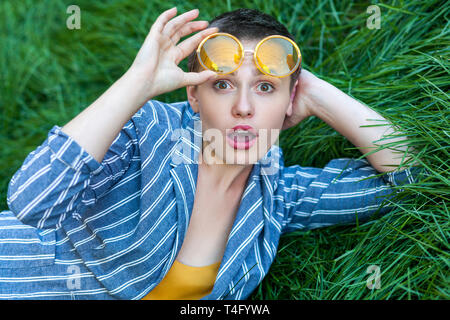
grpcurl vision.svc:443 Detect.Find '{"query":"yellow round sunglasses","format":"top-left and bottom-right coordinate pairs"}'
top-left (196, 32), bottom-right (302, 78)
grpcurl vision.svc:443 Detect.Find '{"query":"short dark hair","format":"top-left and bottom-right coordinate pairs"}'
top-left (187, 8), bottom-right (301, 92)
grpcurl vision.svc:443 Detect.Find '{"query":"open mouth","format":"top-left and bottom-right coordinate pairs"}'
top-left (228, 129), bottom-right (257, 140)
top-left (226, 129), bottom-right (258, 150)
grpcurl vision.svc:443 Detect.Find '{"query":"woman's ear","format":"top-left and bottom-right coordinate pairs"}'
top-left (286, 99), bottom-right (293, 117)
top-left (286, 79), bottom-right (299, 117)
top-left (186, 85), bottom-right (200, 113)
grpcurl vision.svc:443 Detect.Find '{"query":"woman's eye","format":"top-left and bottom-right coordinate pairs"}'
top-left (258, 82), bottom-right (274, 92)
top-left (214, 80), bottom-right (230, 90)
top-left (213, 80), bottom-right (274, 92)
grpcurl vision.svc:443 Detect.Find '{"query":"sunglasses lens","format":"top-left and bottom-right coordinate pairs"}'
top-left (199, 35), bottom-right (243, 74)
top-left (256, 37), bottom-right (299, 77)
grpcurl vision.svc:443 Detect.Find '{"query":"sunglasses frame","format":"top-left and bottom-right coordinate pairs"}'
top-left (196, 32), bottom-right (302, 78)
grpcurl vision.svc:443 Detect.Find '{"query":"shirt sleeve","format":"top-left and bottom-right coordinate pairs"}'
top-left (6, 116), bottom-right (141, 230)
top-left (279, 158), bottom-right (429, 234)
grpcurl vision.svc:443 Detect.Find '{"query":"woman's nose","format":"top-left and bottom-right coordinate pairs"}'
top-left (232, 90), bottom-right (254, 118)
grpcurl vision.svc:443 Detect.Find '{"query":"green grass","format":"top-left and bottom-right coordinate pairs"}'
top-left (0, 0), bottom-right (448, 299)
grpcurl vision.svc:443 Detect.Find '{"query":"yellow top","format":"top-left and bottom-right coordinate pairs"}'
top-left (142, 259), bottom-right (221, 300)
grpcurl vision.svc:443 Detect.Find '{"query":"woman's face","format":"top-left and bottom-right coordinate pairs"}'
top-left (186, 39), bottom-right (295, 166)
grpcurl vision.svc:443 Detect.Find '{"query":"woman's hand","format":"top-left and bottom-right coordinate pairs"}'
top-left (128, 7), bottom-right (218, 100)
top-left (281, 69), bottom-right (321, 130)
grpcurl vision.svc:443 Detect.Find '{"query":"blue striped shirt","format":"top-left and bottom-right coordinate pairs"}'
top-left (1, 99), bottom-right (427, 299)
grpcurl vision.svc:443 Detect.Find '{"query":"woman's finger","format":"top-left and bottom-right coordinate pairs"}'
top-left (151, 7), bottom-right (178, 35)
top-left (163, 8), bottom-right (200, 39)
top-left (171, 20), bottom-right (209, 45)
top-left (181, 70), bottom-right (217, 87)
top-left (175, 27), bottom-right (219, 64)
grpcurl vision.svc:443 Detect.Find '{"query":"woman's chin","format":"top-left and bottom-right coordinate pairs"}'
top-left (220, 144), bottom-right (270, 165)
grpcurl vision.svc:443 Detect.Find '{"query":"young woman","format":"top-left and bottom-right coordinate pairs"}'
top-left (0, 7), bottom-right (425, 300)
